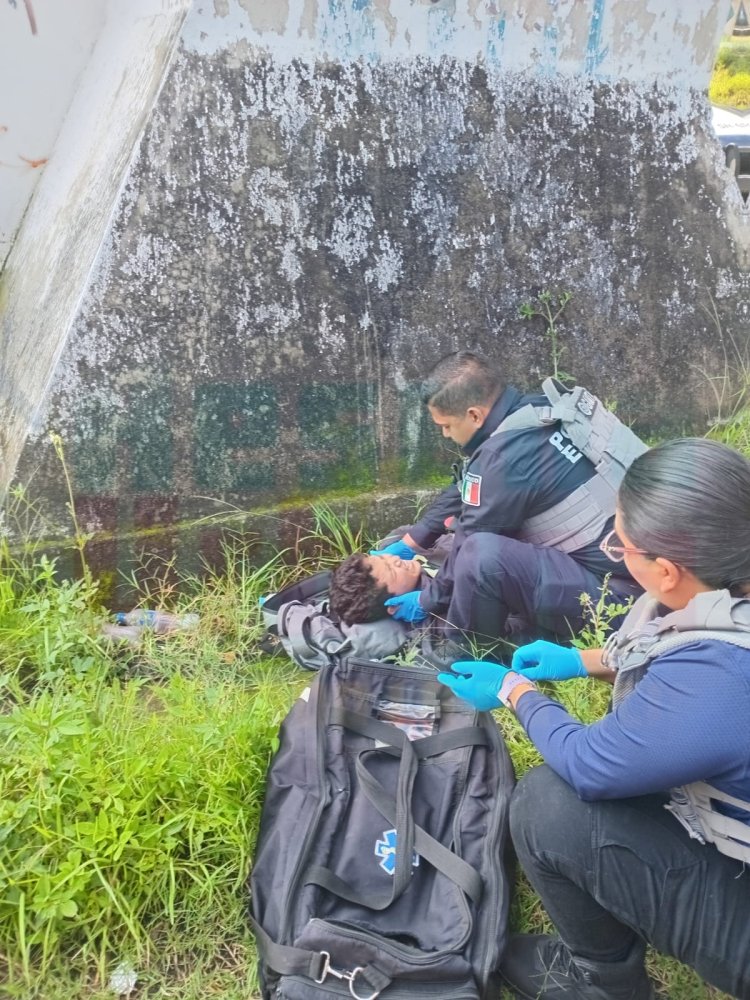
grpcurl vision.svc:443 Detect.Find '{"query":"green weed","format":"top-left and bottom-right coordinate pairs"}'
top-left (0, 551), bottom-right (103, 691)
top-left (519, 290), bottom-right (573, 383)
top-left (302, 502), bottom-right (372, 566)
top-left (570, 573), bottom-right (633, 651)
top-left (693, 295), bottom-right (750, 430)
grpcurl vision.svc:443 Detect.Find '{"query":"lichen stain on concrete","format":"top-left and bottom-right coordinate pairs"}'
top-left (15, 18), bottom-right (748, 531)
top-left (238, 0), bottom-right (289, 36)
top-left (326, 197), bottom-right (375, 268)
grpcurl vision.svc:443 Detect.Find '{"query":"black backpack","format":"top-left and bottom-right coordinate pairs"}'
top-left (249, 648), bottom-right (515, 999)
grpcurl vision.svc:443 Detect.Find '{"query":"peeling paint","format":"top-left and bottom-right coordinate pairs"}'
top-left (4, 0), bottom-right (749, 544)
top-left (238, 0), bottom-right (289, 35)
top-left (179, 0), bottom-right (725, 85)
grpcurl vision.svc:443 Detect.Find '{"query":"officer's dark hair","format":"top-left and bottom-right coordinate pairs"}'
top-left (619, 437), bottom-right (750, 595)
top-left (329, 554), bottom-right (390, 625)
top-left (420, 352), bottom-right (505, 415)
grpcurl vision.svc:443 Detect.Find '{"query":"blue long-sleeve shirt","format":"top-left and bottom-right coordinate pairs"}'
top-left (514, 640), bottom-right (750, 808)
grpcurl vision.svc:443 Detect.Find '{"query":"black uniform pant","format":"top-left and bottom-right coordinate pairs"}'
top-left (510, 765), bottom-right (750, 999)
top-left (443, 532), bottom-right (639, 648)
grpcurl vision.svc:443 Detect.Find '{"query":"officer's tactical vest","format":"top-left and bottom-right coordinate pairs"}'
top-left (605, 590), bottom-right (750, 864)
top-left (490, 379), bottom-right (648, 554)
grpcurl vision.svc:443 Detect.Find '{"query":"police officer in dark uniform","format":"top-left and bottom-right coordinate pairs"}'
top-left (379, 352), bottom-right (642, 647)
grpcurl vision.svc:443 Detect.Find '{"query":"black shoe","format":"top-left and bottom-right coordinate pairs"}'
top-left (500, 934), bottom-right (655, 1000)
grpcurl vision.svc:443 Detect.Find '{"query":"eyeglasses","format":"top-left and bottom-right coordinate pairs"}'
top-left (599, 528), bottom-right (655, 564)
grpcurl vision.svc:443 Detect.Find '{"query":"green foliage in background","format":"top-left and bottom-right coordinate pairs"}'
top-left (710, 38), bottom-right (750, 108)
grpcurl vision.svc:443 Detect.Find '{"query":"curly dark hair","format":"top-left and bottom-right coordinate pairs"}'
top-left (329, 554), bottom-right (390, 625)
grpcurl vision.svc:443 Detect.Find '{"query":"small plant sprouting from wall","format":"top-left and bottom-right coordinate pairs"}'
top-left (519, 290), bottom-right (573, 383)
top-left (691, 293), bottom-right (750, 454)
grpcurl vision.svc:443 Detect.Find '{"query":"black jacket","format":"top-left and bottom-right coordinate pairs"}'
top-left (410, 386), bottom-right (634, 613)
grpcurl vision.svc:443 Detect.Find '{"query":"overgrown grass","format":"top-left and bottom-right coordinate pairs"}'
top-left (710, 38), bottom-right (750, 108)
top-left (0, 467), bottom-right (743, 998)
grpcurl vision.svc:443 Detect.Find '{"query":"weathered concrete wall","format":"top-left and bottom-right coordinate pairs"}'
top-left (0, 0), bottom-right (189, 495)
top-left (5, 1), bottom-right (750, 576)
top-left (0, 0), bottom-right (104, 268)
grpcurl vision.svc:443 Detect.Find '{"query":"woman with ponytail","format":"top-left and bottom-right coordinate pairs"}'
top-left (440, 438), bottom-right (750, 1000)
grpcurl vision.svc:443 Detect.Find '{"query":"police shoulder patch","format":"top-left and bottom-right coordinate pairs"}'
top-left (461, 472), bottom-right (482, 506)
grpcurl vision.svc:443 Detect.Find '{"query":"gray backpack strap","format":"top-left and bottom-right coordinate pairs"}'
top-left (541, 376), bottom-right (563, 404)
top-left (607, 614), bottom-right (750, 862)
top-left (613, 627), bottom-right (750, 707)
top-left (492, 403), bottom-right (556, 434)
top-left (277, 601), bottom-right (349, 671)
top-left (666, 781), bottom-right (750, 863)
top-left (630, 626), bottom-right (750, 864)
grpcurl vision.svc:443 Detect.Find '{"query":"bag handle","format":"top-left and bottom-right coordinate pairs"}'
top-left (249, 915), bottom-right (392, 998)
top-left (304, 710), bottom-right (484, 908)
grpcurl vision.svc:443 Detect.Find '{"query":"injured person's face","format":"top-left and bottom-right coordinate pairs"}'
top-left (366, 554), bottom-right (422, 596)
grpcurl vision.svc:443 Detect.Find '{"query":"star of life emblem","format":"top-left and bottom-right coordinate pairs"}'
top-left (374, 829), bottom-right (420, 876)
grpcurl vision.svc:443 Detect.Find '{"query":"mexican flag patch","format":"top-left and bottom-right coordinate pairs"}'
top-left (461, 472), bottom-right (482, 506)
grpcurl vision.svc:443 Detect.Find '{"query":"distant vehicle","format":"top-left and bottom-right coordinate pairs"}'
top-left (712, 105), bottom-right (750, 199)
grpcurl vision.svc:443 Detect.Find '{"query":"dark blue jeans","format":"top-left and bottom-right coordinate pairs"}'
top-left (510, 765), bottom-right (750, 999)
top-left (445, 532), bottom-right (639, 647)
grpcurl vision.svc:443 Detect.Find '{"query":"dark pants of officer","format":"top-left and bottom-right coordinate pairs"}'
top-left (510, 765), bottom-right (750, 999)
top-left (444, 532), bottom-right (639, 648)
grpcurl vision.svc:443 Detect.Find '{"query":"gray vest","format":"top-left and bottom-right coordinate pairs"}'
top-left (491, 379), bottom-right (648, 554)
top-left (606, 590), bottom-right (750, 863)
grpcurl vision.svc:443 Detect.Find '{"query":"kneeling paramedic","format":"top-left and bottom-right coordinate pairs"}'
top-left (440, 438), bottom-right (750, 1000)
top-left (375, 351), bottom-right (643, 648)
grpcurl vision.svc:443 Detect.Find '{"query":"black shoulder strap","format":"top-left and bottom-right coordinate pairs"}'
top-left (304, 709), bottom-right (485, 908)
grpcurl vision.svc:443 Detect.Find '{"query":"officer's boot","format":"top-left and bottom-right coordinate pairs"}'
top-left (500, 933), bottom-right (655, 1000)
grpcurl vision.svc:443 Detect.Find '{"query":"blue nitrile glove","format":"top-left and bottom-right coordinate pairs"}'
top-left (369, 540), bottom-right (416, 560)
top-left (383, 590), bottom-right (427, 623)
top-left (511, 640), bottom-right (586, 682)
top-left (437, 661), bottom-right (511, 711)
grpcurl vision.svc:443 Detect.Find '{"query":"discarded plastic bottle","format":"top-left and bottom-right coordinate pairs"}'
top-left (100, 623), bottom-right (145, 647)
top-left (113, 610), bottom-right (200, 635)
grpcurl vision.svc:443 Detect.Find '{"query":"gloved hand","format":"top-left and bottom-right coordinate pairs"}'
top-left (511, 640), bottom-right (586, 682)
top-left (437, 661), bottom-right (511, 711)
top-left (370, 540), bottom-right (416, 560)
top-left (384, 590), bottom-right (427, 622)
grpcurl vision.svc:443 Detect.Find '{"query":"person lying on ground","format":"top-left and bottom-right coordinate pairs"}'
top-left (440, 437), bottom-right (750, 1000)
top-left (329, 552), bottom-right (430, 626)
